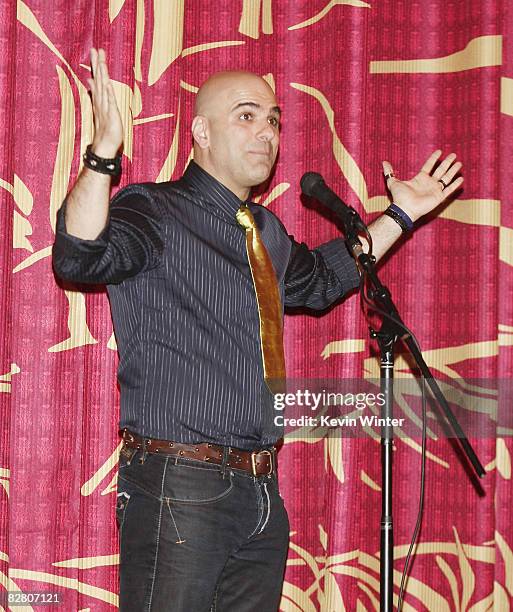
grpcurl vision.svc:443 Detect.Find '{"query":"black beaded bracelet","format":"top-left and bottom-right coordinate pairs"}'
top-left (83, 145), bottom-right (122, 176)
top-left (383, 203), bottom-right (413, 233)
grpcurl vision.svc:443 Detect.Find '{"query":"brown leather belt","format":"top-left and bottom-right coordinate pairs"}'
top-left (121, 429), bottom-right (276, 477)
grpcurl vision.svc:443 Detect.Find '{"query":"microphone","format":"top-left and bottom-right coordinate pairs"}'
top-left (300, 172), bottom-right (362, 226)
top-left (300, 171), bottom-right (367, 257)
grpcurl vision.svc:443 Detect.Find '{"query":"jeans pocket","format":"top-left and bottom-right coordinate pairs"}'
top-left (163, 461), bottom-right (234, 505)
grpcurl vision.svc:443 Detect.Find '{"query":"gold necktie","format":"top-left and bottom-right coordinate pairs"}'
top-left (236, 204), bottom-right (286, 392)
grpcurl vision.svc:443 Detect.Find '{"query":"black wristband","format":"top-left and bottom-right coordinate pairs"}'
top-left (83, 145), bottom-right (122, 176)
top-left (383, 206), bottom-right (412, 233)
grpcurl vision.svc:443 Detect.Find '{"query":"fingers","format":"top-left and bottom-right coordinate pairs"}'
top-left (441, 160), bottom-right (462, 183)
top-left (88, 47), bottom-right (114, 116)
top-left (382, 160), bottom-right (397, 188)
top-left (434, 153), bottom-right (462, 197)
top-left (420, 149), bottom-right (442, 174)
top-left (106, 81), bottom-right (117, 106)
top-left (90, 47), bottom-right (99, 79)
top-left (432, 152), bottom-right (457, 179)
top-left (86, 47), bottom-right (124, 154)
top-left (440, 175), bottom-right (464, 199)
top-left (89, 48), bottom-right (102, 110)
top-left (98, 50), bottom-right (110, 114)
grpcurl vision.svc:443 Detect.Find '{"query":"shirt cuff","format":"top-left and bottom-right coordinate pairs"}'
top-left (315, 238), bottom-right (360, 293)
top-left (55, 200), bottom-right (110, 252)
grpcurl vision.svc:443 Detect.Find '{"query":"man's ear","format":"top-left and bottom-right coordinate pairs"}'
top-left (191, 116), bottom-right (209, 149)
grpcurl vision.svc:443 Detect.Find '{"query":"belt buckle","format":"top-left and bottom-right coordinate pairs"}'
top-left (251, 449), bottom-right (273, 477)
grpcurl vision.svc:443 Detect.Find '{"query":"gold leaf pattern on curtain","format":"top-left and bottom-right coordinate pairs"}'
top-left (0, 363), bottom-right (20, 393)
top-left (181, 41), bottom-right (245, 58)
top-left (262, 72), bottom-right (275, 91)
top-left (0, 468), bottom-right (10, 497)
top-left (501, 77), bottom-right (513, 116)
top-left (355, 583), bottom-right (380, 611)
top-left (100, 473), bottom-right (119, 496)
top-left (53, 555), bottom-right (119, 569)
top-left (109, 0), bottom-right (127, 23)
top-left (399, 437), bottom-right (450, 468)
top-left (80, 442), bottom-right (123, 497)
top-left (180, 80), bottom-right (198, 93)
top-left (239, 0), bottom-right (273, 40)
top-left (135, 0), bottom-right (145, 81)
top-left (280, 581), bottom-right (318, 612)
top-left (13, 245), bottom-right (52, 274)
top-left (495, 531), bottom-right (513, 596)
top-left (133, 112), bottom-right (174, 125)
top-left (156, 101), bottom-right (181, 182)
top-left (253, 182), bottom-right (290, 206)
top-left (325, 432), bottom-right (345, 484)
top-left (490, 582), bottom-right (510, 612)
top-left (0, 174), bottom-right (33, 247)
top-left (360, 470), bottom-right (381, 491)
top-left (500, 226), bottom-right (513, 266)
top-left (50, 66), bottom-right (74, 232)
top-left (9, 174), bottom-right (35, 252)
top-left (437, 198), bottom-right (500, 227)
top-left (13, 174), bottom-right (33, 216)
top-left (498, 323), bottom-right (513, 346)
top-left (369, 35), bottom-right (502, 74)
top-left (7, 569), bottom-right (118, 606)
top-left (148, 0), bottom-right (184, 86)
top-left (107, 331), bottom-right (117, 351)
top-left (453, 527), bottom-right (476, 611)
top-left (12, 211), bottom-right (33, 252)
top-left (47, 290), bottom-right (97, 353)
top-left (109, 77), bottom-right (142, 160)
top-left (290, 82), bottom-right (369, 206)
top-left (288, 0), bottom-right (371, 31)
top-left (435, 555), bottom-right (461, 611)
top-left (321, 339), bottom-right (366, 359)
top-left (495, 438), bottom-right (512, 479)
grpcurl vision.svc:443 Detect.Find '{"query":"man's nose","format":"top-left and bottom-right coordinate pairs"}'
top-left (256, 120), bottom-right (275, 141)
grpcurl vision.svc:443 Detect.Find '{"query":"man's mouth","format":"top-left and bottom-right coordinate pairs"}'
top-left (248, 150), bottom-right (271, 158)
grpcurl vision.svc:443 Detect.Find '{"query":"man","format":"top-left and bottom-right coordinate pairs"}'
top-left (52, 48), bottom-right (462, 611)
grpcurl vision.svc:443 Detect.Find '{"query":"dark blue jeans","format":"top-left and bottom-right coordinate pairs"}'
top-left (116, 445), bottom-right (290, 611)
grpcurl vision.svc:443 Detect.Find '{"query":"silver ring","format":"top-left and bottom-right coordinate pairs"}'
top-left (384, 172), bottom-right (394, 180)
top-left (438, 178), bottom-right (447, 190)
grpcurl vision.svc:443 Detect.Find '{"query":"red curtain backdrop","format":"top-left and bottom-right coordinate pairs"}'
top-left (1, 1), bottom-right (512, 609)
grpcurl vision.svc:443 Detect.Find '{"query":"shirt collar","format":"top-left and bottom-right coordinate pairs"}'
top-left (182, 160), bottom-right (248, 223)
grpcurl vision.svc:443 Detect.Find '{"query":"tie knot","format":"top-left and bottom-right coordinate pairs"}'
top-left (236, 204), bottom-right (257, 230)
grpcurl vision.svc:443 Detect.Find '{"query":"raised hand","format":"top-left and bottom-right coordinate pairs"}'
top-left (87, 48), bottom-right (123, 158)
top-left (382, 151), bottom-right (463, 222)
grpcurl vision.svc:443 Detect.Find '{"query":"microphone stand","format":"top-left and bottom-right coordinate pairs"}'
top-left (332, 204), bottom-right (485, 611)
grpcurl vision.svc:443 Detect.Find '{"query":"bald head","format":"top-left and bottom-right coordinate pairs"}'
top-left (191, 70), bottom-right (281, 200)
top-left (194, 70), bottom-right (277, 117)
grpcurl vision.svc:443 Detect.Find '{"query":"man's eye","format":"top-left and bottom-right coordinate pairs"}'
top-left (240, 112), bottom-right (253, 120)
top-left (268, 117), bottom-right (279, 127)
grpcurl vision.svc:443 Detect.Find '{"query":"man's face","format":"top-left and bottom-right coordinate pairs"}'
top-left (193, 73), bottom-right (281, 199)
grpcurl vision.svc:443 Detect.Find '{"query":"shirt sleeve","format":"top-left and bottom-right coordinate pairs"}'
top-left (52, 184), bottom-right (165, 285)
top-left (284, 237), bottom-right (360, 309)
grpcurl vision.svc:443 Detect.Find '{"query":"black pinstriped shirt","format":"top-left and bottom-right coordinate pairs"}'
top-left (52, 161), bottom-right (360, 450)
